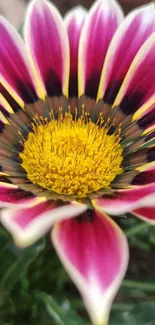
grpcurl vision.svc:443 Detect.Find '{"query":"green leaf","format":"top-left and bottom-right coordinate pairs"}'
top-left (149, 228), bottom-right (155, 245)
top-left (35, 291), bottom-right (84, 325)
top-left (110, 302), bottom-right (155, 325)
top-left (0, 227), bottom-right (11, 241)
top-left (0, 239), bottom-right (45, 299)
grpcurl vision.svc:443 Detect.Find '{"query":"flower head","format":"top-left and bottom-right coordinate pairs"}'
top-left (0, 0), bottom-right (155, 324)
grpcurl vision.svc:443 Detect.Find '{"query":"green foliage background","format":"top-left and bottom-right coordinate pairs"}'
top-left (0, 215), bottom-right (155, 325)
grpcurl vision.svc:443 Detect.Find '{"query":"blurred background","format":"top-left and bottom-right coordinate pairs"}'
top-left (0, 0), bottom-right (152, 29)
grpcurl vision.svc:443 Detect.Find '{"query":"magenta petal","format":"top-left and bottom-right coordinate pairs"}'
top-left (0, 16), bottom-right (38, 105)
top-left (145, 130), bottom-right (155, 143)
top-left (1, 86), bottom-right (14, 115)
top-left (137, 103), bottom-right (155, 132)
top-left (133, 95), bottom-right (155, 122)
top-left (98, 3), bottom-right (155, 103)
top-left (132, 168), bottom-right (155, 186)
top-left (0, 182), bottom-right (44, 208)
top-left (0, 83), bottom-right (21, 114)
top-left (78, 0), bottom-right (123, 99)
top-left (65, 6), bottom-right (87, 97)
top-left (52, 209), bottom-right (128, 325)
top-left (0, 103), bottom-right (9, 133)
top-left (95, 183), bottom-right (155, 215)
top-left (133, 207), bottom-right (155, 225)
top-left (1, 202), bottom-right (87, 247)
top-left (24, 0), bottom-right (69, 97)
top-left (113, 33), bottom-right (155, 115)
top-left (0, 86), bottom-right (14, 131)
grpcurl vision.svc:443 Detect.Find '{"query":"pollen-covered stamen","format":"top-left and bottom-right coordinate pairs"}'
top-left (19, 107), bottom-right (123, 198)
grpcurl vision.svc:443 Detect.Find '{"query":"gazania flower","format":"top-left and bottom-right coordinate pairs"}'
top-left (0, 0), bottom-right (155, 324)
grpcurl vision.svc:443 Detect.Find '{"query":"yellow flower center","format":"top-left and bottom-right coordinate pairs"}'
top-left (20, 110), bottom-right (123, 198)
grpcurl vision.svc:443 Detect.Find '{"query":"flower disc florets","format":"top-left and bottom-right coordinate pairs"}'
top-left (20, 107), bottom-right (123, 198)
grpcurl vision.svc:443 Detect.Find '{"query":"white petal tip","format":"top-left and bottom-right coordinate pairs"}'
top-left (64, 5), bottom-right (87, 26)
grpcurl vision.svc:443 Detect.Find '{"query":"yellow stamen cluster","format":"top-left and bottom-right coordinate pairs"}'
top-left (20, 110), bottom-right (123, 198)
